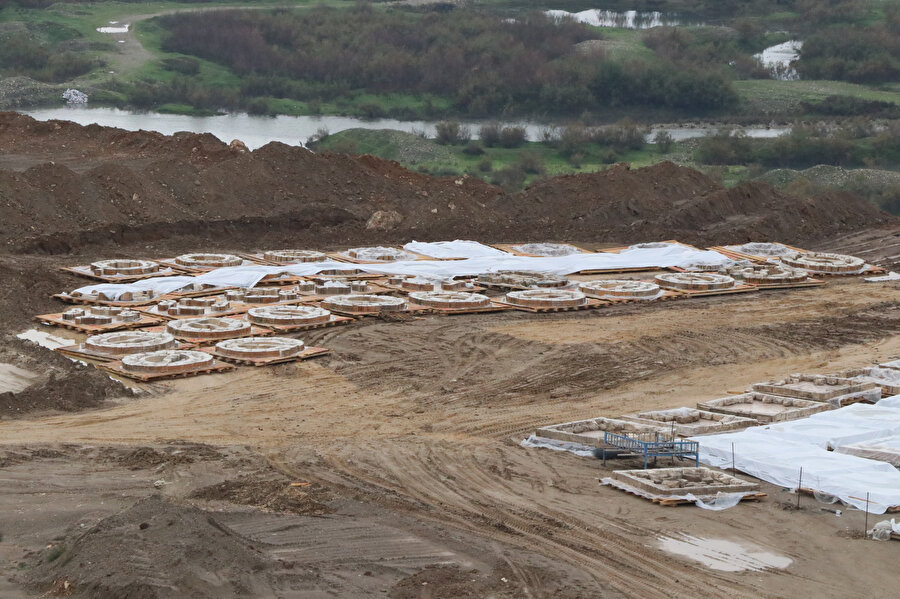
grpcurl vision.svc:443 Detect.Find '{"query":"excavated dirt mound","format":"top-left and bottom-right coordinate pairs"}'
top-left (513, 162), bottom-right (890, 246)
top-left (190, 476), bottom-right (334, 515)
top-left (25, 495), bottom-right (284, 599)
top-left (0, 112), bottom-right (892, 253)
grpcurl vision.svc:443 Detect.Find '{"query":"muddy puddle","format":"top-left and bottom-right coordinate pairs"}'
top-left (0, 362), bottom-right (38, 394)
top-left (658, 534), bottom-right (792, 572)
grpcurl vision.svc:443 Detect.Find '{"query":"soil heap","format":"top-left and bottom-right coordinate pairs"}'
top-left (0, 112), bottom-right (892, 253)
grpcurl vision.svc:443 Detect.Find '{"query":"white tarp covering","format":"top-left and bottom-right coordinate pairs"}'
top-left (70, 243), bottom-right (733, 300)
top-left (877, 394), bottom-right (900, 408)
top-left (756, 403), bottom-right (900, 450)
top-left (837, 435), bottom-right (900, 468)
top-left (403, 240), bottom-right (511, 259)
top-left (694, 404), bottom-right (900, 513)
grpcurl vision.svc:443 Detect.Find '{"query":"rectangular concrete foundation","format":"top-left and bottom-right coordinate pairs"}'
top-left (609, 467), bottom-right (759, 497)
top-left (837, 436), bottom-right (900, 468)
top-left (621, 408), bottom-right (757, 436)
top-left (535, 417), bottom-right (669, 448)
top-left (697, 392), bottom-right (832, 424)
top-left (839, 367), bottom-right (900, 397)
top-left (752, 374), bottom-right (880, 403)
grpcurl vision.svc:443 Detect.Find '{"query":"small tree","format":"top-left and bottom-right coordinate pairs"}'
top-left (653, 130), bottom-right (675, 153)
top-left (435, 121), bottom-right (462, 145)
top-left (500, 126), bottom-right (527, 148)
top-left (479, 122), bottom-right (502, 147)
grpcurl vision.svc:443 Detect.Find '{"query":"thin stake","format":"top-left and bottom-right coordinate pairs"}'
top-left (797, 467), bottom-right (803, 509)
top-left (731, 442), bottom-right (736, 474)
top-left (865, 492), bottom-right (870, 536)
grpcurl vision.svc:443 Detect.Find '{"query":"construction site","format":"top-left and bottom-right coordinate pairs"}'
top-left (1, 111), bottom-right (900, 598)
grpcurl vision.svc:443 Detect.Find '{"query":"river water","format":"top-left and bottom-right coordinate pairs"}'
top-left (544, 9), bottom-right (701, 28)
top-left (22, 107), bottom-right (790, 149)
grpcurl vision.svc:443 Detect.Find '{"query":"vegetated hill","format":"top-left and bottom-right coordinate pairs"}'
top-left (0, 112), bottom-right (892, 253)
top-left (756, 165), bottom-right (900, 214)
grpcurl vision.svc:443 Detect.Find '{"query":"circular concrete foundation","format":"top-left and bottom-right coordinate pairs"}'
top-left (505, 289), bottom-right (587, 308)
top-left (512, 243), bottom-right (580, 256)
top-left (734, 264), bottom-right (808, 284)
top-left (654, 272), bottom-right (735, 291)
top-left (478, 271), bottom-right (569, 288)
top-left (322, 294), bottom-right (407, 313)
top-left (215, 337), bottom-right (304, 359)
top-left (408, 291), bottom-right (491, 309)
top-left (90, 259), bottom-right (159, 277)
top-left (62, 306), bottom-right (142, 324)
top-left (263, 249), bottom-right (327, 263)
top-left (175, 253), bottom-right (243, 268)
top-left (247, 305), bottom-right (332, 326)
top-left (579, 280), bottom-right (661, 299)
top-left (346, 247), bottom-right (416, 261)
top-left (316, 281), bottom-right (352, 295)
top-left (166, 317), bottom-right (251, 340)
top-left (629, 242), bottom-right (675, 250)
top-left (85, 331), bottom-right (176, 356)
top-left (780, 251), bottom-right (865, 274)
top-left (737, 242), bottom-right (793, 257)
top-left (122, 350), bottom-right (214, 374)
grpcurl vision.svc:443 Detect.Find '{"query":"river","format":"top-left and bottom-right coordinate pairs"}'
top-left (22, 107), bottom-right (790, 150)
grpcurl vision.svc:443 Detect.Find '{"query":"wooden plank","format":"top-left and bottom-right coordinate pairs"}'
top-left (34, 313), bottom-right (162, 333)
top-left (54, 341), bottom-right (197, 363)
top-left (204, 346), bottom-right (332, 366)
top-left (661, 284), bottom-right (758, 298)
top-left (100, 359), bottom-right (236, 381)
top-left (247, 314), bottom-right (354, 333)
top-left (60, 264), bottom-right (177, 283)
top-left (490, 242), bottom-right (595, 257)
top-left (53, 292), bottom-right (167, 307)
top-left (491, 298), bottom-right (607, 313)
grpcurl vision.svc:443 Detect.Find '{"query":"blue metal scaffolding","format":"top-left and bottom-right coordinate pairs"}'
top-left (599, 431), bottom-right (700, 469)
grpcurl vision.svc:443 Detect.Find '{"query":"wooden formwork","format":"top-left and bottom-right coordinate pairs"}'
top-left (320, 302), bottom-right (433, 318)
top-left (204, 346), bottom-right (332, 367)
top-left (659, 284), bottom-right (758, 298)
top-left (325, 249), bottom-right (433, 264)
top-left (53, 293), bottom-right (166, 307)
top-left (60, 264), bottom-right (176, 283)
top-left (34, 312), bottom-right (162, 333)
top-left (747, 278), bottom-right (826, 291)
top-left (100, 359), bottom-right (236, 381)
top-left (579, 289), bottom-right (682, 303)
top-left (142, 319), bottom-right (274, 345)
top-left (491, 298), bottom-right (607, 313)
top-left (708, 243), bottom-right (809, 263)
top-left (424, 302), bottom-right (513, 316)
top-left (250, 314), bottom-right (355, 333)
top-left (54, 341), bottom-right (196, 363)
top-left (489, 242), bottom-right (595, 257)
top-left (136, 296), bottom-right (310, 321)
top-left (601, 240), bottom-right (701, 254)
top-left (602, 478), bottom-right (767, 507)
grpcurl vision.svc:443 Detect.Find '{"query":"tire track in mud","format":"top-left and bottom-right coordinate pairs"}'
top-left (268, 442), bottom-right (777, 599)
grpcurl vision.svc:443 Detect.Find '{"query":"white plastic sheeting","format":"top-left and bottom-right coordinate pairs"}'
top-left (755, 403), bottom-right (900, 450)
top-left (520, 434), bottom-right (596, 457)
top-left (837, 435), bottom-right (900, 468)
top-left (403, 240), bottom-right (510, 259)
top-left (71, 243), bottom-right (733, 300)
top-left (870, 518), bottom-right (900, 541)
top-left (877, 394), bottom-right (900, 408)
top-left (694, 413), bottom-right (900, 513)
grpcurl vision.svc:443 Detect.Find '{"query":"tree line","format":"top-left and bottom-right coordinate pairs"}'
top-left (155, 6), bottom-right (737, 117)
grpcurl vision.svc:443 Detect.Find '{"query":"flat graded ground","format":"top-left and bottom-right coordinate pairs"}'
top-left (2, 254), bottom-right (899, 597)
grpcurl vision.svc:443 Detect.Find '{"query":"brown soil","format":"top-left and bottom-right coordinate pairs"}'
top-left (0, 112), bottom-right (892, 254)
top-left (189, 476), bottom-right (334, 515)
top-left (2, 111), bottom-right (900, 599)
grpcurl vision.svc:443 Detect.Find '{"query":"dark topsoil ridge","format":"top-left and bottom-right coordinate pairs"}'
top-left (0, 111), bottom-right (892, 254)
